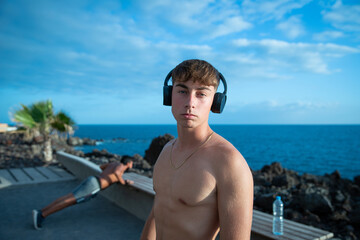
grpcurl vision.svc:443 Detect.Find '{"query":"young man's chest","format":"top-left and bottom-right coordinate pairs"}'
top-left (153, 152), bottom-right (217, 207)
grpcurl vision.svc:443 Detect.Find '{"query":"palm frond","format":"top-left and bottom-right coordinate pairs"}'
top-left (55, 111), bottom-right (75, 126)
top-left (52, 111), bottom-right (75, 133)
top-left (13, 108), bottom-right (36, 128)
top-left (30, 101), bottom-right (53, 123)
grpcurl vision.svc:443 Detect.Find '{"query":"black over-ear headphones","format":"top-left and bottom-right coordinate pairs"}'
top-left (163, 70), bottom-right (227, 113)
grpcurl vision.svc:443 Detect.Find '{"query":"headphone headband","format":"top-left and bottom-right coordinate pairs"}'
top-left (163, 70), bottom-right (173, 86)
top-left (217, 72), bottom-right (227, 95)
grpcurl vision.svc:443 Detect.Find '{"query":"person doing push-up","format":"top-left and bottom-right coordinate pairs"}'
top-left (32, 157), bottom-right (133, 230)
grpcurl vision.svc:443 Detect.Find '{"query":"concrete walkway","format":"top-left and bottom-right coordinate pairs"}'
top-left (0, 169), bottom-right (144, 240)
top-left (0, 166), bottom-right (76, 189)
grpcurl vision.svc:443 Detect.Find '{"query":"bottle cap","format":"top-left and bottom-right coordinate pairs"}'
top-left (276, 196), bottom-right (281, 200)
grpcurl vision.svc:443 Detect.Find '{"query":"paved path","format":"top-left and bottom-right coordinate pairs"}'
top-left (0, 171), bottom-right (144, 240)
top-left (0, 166), bottom-right (76, 188)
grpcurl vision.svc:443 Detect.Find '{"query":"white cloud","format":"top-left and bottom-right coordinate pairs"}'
top-left (155, 42), bottom-right (212, 52)
top-left (232, 38), bottom-right (360, 75)
top-left (134, 0), bottom-right (251, 39)
top-left (209, 16), bottom-right (252, 39)
top-left (322, 0), bottom-right (360, 32)
top-left (301, 52), bottom-right (328, 74)
top-left (276, 15), bottom-right (305, 39)
top-left (246, 67), bottom-right (292, 80)
top-left (242, 0), bottom-right (312, 22)
top-left (313, 30), bottom-right (345, 41)
top-left (137, 0), bottom-right (212, 26)
top-left (223, 54), bottom-right (260, 65)
top-left (234, 38), bottom-right (251, 47)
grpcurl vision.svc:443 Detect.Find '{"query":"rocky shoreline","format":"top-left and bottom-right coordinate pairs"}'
top-left (0, 132), bottom-right (359, 239)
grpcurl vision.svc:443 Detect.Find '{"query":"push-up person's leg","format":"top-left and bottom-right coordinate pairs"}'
top-left (32, 176), bottom-right (101, 230)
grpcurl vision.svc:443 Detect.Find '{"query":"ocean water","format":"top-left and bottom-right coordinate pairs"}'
top-left (74, 124), bottom-right (360, 180)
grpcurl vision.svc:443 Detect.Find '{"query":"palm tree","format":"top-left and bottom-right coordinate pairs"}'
top-left (12, 100), bottom-right (75, 162)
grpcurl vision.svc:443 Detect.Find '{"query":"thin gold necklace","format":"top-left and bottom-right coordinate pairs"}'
top-left (170, 132), bottom-right (214, 169)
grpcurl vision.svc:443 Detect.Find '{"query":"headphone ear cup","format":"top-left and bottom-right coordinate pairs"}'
top-left (163, 85), bottom-right (173, 106)
top-left (211, 93), bottom-right (227, 113)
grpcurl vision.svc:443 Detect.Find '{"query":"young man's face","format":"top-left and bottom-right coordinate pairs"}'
top-left (171, 80), bottom-right (216, 129)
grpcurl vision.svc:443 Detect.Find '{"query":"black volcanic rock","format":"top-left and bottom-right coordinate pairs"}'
top-left (252, 162), bottom-right (360, 239)
top-left (144, 133), bottom-right (174, 166)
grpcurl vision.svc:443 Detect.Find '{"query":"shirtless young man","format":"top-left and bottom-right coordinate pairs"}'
top-left (141, 59), bottom-right (253, 240)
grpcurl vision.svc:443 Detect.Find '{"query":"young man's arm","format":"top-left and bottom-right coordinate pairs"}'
top-left (217, 151), bottom-right (254, 240)
top-left (140, 206), bottom-right (156, 240)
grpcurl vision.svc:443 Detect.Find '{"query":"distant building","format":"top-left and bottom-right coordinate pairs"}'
top-left (0, 123), bottom-right (17, 132)
top-left (0, 123), bottom-right (7, 132)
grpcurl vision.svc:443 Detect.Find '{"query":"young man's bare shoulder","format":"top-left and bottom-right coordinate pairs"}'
top-left (208, 134), bottom-right (252, 178)
top-left (208, 134), bottom-right (243, 161)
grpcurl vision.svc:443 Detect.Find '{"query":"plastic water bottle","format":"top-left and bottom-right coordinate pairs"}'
top-left (273, 196), bottom-right (284, 235)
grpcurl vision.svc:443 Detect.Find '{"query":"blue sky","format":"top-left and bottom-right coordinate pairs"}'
top-left (1, 0), bottom-right (359, 125)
